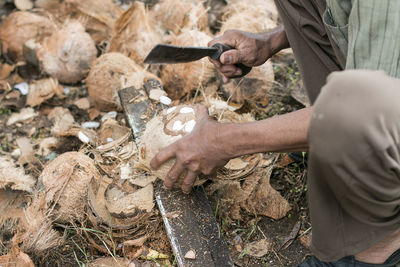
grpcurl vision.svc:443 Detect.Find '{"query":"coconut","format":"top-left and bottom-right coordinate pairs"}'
top-left (221, 61), bottom-right (275, 105)
top-left (39, 152), bottom-right (101, 223)
top-left (139, 105), bottom-right (198, 187)
top-left (220, 0), bottom-right (277, 34)
top-left (86, 52), bottom-right (160, 111)
top-left (0, 11), bottom-right (55, 61)
top-left (107, 2), bottom-right (161, 65)
top-left (161, 29), bottom-right (215, 100)
top-left (37, 20), bottom-right (97, 84)
top-left (151, 0), bottom-right (208, 35)
top-left (65, 0), bottom-right (122, 44)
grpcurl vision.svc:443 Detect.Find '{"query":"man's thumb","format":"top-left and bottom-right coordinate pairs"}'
top-left (220, 50), bottom-right (241, 65)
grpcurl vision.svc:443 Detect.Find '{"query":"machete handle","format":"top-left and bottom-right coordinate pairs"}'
top-left (211, 43), bottom-right (252, 78)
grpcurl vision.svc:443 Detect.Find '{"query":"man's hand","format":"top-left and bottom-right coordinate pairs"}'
top-left (150, 106), bottom-right (233, 194)
top-left (208, 25), bottom-right (289, 82)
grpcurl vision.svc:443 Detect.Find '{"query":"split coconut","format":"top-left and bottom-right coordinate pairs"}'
top-left (151, 0), bottom-right (209, 35)
top-left (0, 11), bottom-right (55, 62)
top-left (39, 152), bottom-right (101, 223)
top-left (107, 1), bottom-right (162, 65)
top-left (86, 52), bottom-right (160, 111)
top-left (37, 20), bottom-right (97, 84)
top-left (139, 105), bottom-right (198, 187)
top-left (161, 29), bottom-right (215, 100)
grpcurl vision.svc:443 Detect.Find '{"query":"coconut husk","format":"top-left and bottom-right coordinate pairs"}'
top-left (26, 78), bottom-right (64, 107)
top-left (0, 247), bottom-right (35, 267)
top-left (98, 119), bottom-right (131, 145)
top-left (0, 156), bottom-right (36, 192)
top-left (161, 29), bottom-right (215, 100)
top-left (138, 105), bottom-right (198, 187)
top-left (39, 152), bottom-right (101, 223)
top-left (107, 2), bottom-right (162, 65)
top-left (151, 0), bottom-right (208, 35)
top-left (48, 107), bottom-right (76, 136)
top-left (87, 257), bottom-right (132, 267)
top-left (6, 107), bottom-right (38, 126)
top-left (220, 0), bottom-right (277, 34)
top-left (65, 0), bottom-right (122, 44)
top-left (104, 183), bottom-right (154, 217)
top-left (38, 137), bottom-right (59, 156)
top-left (0, 11), bottom-right (55, 62)
top-left (37, 20), bottom-right (97, 84)
top-left (86, 52), bottom-right (160, 111)
top-left (206, 0), bottom-right (227, 31)
top-left (221, 61), bottom-right (274, 105)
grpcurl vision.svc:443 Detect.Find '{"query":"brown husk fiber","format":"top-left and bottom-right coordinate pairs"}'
top-left (39, 151), bottom-right (101, 223)
top-left (26, 77), bottom-right (65, 107)
top-left (220, 0), bottom-right (278, 34)
top-left (86, 52), bottom-right (160, 111)
top-left (107, 1), bottom-right (162, 65)
top-left (139, 105), bottom-right (197, 187)
top-left (0, 11), bottom-right (55, 61)
top-left (0, 156), bottom-right (36, 193)
top-left (221, 61), bottom-right (275, 105)
top-left (65, 0), bottom-right (122, 44)
top-left (161, 29), bottom-right (215, 100)
top-left (151, 0), bottom-right (208, 35)
top-left (0, 247), bottom-right (35, 267)
top-left (37, 20), bottom-right (97, 84)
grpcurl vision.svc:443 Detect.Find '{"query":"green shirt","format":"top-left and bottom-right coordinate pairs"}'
top-left (324, 0), bottom-right (400, 77)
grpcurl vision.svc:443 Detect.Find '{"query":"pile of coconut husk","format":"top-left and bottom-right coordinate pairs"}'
top-left (0, 0), bottom-right (299, 265)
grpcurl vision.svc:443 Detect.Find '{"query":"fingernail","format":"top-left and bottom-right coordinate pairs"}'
top-left (222, 55), bottom-right (231, 64)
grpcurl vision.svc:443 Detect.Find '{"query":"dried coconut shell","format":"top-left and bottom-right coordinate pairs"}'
top-left (139, 105), bottom-right (198, 187)
top-left (39, 152), bottom-right (101, 223)
top-left (0, 247), bottom-right (35, 267)
top-left (86, 52), bottom-right (160, 111)
top-left (221, 61), bottom-right (274, 105)
top-left (37, 20), bottom-right (97, 84)
top-left (107, 2), bottom-right (161, 65)
top-left (0, 11), bottom-right (55, 62)
top-left (151, 0), bottom-right (208, 35)
top-left (161, 30), bottom-right (215, 100)
top-left (65, 0), bottom-right (122, 44)
top-left (220, 0), bottom-right (277, 34)
top-left (27, 78), bottom-right (64, 107)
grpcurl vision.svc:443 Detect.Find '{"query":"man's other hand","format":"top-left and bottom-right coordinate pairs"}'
top-left (150, 106), bottom-right (232, 194)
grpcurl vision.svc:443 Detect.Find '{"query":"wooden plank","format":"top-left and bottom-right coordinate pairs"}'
top-left (118, 82), bottom-right (233, 267)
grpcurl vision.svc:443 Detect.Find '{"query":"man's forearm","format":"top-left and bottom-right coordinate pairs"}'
top-left (217, 107), bottom-right (312, 158)
top-left (261, 24), bottom-right (290, 57)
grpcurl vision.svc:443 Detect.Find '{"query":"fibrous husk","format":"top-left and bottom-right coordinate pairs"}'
top-left (139, 105), bottom-right (197, 187)
top-left (65, 0), bottom-right (122, 44)
top-left (221, 61), bottom-right (274, 105)
top-left (38, 137), bottom-right (59, 156)
top-left (161, 30), bottom-right (215, 100)
top-left (244, 239), bottom-right (272, 258)
top-left (206, 0), bottom-right (227, 31)
top-left (0, 156), bottom-right (36, 192)
top-left (48, 107), bottom-right (75, 136)
top-left (39, 152), bottom-right (101, 223)
top-left (98, 118), bottom-right (131, 145)
top-left (0, 11), bottom-right (55, 62)
top-left (87, 257), bottom-right (132, 267)
top-left (104, 183), bottom-right (154, 217)
top-left (107, 2), bottom-right (162, 65)
top-left (151, 0), bottom-right (208, 35)
top-left (26, 78), bottom-right (64, 107)
top-left (86, 52), bottom-right (160, 111)
top-left (220, 0), bottom-right (278, 34)
top-left (6, 107), bottom-right (38, 126)
top-left (37, 20), bottom-right (97, 84)
top-left (0, 247), bottom-right (35, 267)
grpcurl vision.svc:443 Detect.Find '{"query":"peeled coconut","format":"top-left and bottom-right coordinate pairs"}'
top-left (39, 152), bottom-right (101, 223)
top-left (151, 0), bottom-right (208, 34)
top-left (220, 0), bottom-right (277, 34)
top-left (139, 105), bottom-right (198, 187)
top-left (0, 11), bottom-right (55, 61)
top-left (37, 20), bottom-right (97, 84)
top-left (107, 2), bottom-right (161, 65)
top-left (221, 61), bottom-right (275, 105)
top-left (86, 52), bottom-right (160, 111)
top-left (161, 29), bottom-right (215, 100)
top-left (65, 0), bottom-right (122, 44)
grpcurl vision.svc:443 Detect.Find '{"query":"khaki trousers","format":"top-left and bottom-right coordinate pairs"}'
top-left (274, 0), bottom-right (400, 262)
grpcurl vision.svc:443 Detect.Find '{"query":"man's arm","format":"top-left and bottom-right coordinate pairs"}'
top-left (151, 106), bottom-right (312, 193)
